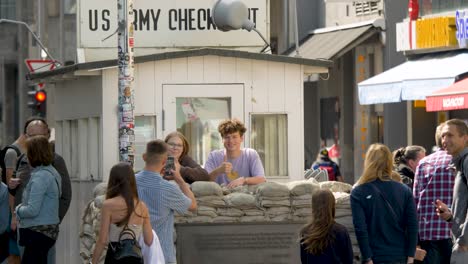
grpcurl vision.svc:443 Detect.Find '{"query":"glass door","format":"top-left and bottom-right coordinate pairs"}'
top-left (163, 84), bottom-right (244, 165)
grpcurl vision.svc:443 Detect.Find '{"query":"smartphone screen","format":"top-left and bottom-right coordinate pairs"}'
top-left (165, 156), bottom-right (175, 177)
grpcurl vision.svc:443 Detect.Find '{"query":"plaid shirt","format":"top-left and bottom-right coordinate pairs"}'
top-left (413, 150), bottom-right (455, 241)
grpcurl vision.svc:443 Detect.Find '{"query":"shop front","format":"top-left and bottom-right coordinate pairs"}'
top-left (358, 11), bottom-right (468, 153)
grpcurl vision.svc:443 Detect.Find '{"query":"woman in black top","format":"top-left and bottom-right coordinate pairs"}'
top-left (165, 131), bottom-right (210, 184)
top-left (299, 189), bottom-right (353, 264)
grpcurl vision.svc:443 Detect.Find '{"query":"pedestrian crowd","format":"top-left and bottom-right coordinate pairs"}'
top-left (1, 117), bottom-right (466, 264)
top-left (299, 118), bottom-right (467, 264)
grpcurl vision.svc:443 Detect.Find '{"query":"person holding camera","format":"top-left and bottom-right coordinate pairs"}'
top-left (135, 140), bottom-right (197, 264)
top-left (164, 131), bottom-right (209, 184)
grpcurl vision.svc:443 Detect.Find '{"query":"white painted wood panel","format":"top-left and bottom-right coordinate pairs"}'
top-left (251, 60), bottom-right (269, 112)
top-left (61, 121), bottom-right (72, 177)
top-left (187, 57), bottom-right (204, 83)
top-left (101, 68), bottom-right (119, 181)
top-left (219, 57), bottom-right (236, 82)
top-left (134, 62), bottom-right (156, 114)
top-left (285, 64), bottom-right (304, 180)
top-left (155, 60), bottom-right (172, 137)
top-left (267, 62), bottom-right (286, 112)
top-left (88, 117), bottom-right (100, 180)
top-left (78, 119), bottom-right (88, 180)
top-left (171, 57), bottom-right (188, 81)
top-left (203, 56), bottom-right (220, 83)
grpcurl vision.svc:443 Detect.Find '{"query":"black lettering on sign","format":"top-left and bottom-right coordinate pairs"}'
top-left (188, 8), bottom-right (196, 30)
top-left (132, 9), bottom-right (161, 31)
top-left (89, 10), bottom-right (98, 31)
top-left (206, 9), bottom-right (217, 30)
top-left (248, 8), bottom-right (259, 25)
top-left (178, 9), bottom-right (188, 30)
top-left (168, 9), bottom-right (177, 30)
top-left (88, 9), bottom-right (111, 31)
top-left (197, 9), bottom-right (206, 30)
top-left (102, 10), bottom-right (110, 30)
top-left (151, 9), bottom-right (161, 30)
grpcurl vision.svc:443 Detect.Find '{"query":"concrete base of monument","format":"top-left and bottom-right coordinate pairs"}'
top-left (175, 222), bottom-right (305, 264)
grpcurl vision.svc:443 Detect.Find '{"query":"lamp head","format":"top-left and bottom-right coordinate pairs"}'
top-left (212, 0), bottom-right (255, 32)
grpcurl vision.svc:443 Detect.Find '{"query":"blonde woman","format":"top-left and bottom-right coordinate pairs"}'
top-left (351, 144), bottom-right (418, 264)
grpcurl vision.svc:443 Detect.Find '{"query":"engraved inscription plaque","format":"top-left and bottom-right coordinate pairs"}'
top-left (175, 222), bottom-right (304, 264)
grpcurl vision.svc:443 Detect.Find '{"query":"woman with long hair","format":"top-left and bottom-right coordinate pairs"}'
top-left (164, 131), bottom-right (209, 183)
top-left (91, 162), bottom-right (153, 264)
top-left (299, 189), bottom-right (353, 264)
top-left (392, 146), bottom-right (426, 189)
top-left (15, 136), bottom-right (61, 264)
top-left (351, 144), bottom-right (418, 264)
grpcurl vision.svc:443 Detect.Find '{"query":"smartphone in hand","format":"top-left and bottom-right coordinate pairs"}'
top-left (164, 156), bottom-right (175, 178)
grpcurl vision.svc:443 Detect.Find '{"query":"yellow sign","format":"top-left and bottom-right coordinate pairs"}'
top-left (413, 100), bottom-right (426, 108)
top-left (416, 16), bottom-right (458, 49)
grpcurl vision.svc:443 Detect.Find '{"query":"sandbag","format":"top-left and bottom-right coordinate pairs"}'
top-left (287, 180), bottom-right (320, 196)
top-left (255, 182), bottom-right (290, 197)
top-left (192, 181), bottom-right (223, 197)
top-left (223, 193), bottom-right (257, 209)
top-left (319, 181), bottom-right (352, 193)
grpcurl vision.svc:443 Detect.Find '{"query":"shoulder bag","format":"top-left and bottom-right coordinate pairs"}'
top-left (110, 225), bottom-right (143, 263)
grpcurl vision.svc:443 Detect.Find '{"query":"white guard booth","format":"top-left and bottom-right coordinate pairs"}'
top-left (30, 48), bottom-right (331, 184)
top-left (29, 50), bottom-right (330, 263)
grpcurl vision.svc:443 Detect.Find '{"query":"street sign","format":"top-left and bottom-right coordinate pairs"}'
top-left (25, 59), bottom-right (56, 73)
top-left (25, 59), bottom-right (56, 88)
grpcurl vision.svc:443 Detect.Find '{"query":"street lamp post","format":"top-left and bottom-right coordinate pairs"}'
top-left (0, 19), bottom-right (62, 66)
top-left (117, 0), bottom-right (136, 165)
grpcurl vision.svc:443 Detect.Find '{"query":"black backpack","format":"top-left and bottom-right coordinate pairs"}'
top-left (0, 145), bottom-right (21, 184)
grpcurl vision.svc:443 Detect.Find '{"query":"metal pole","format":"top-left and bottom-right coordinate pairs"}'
top-left (38, 0), bottom-right (42, 57)
top-left (117, 0), bottom-right (135, 165)
top-left (292, 0), bottom-right (300, 57)
top-left (0, 19), bottom-right (61, 66)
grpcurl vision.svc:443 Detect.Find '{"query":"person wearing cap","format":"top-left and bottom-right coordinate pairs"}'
top-left (311, 148), bottom-right (343, 182)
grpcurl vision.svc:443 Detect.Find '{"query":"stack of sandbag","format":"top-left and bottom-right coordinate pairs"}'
top-left (287, 180), bottom-right (320, 222)
top-left (256, 182), bottom-right (291, 221)
top-left (333, 192), bottom-right (360, 260)
top-left (222, 192), bottom-right (266, 222)
top-left (181, 181), bottom-right (225, 223)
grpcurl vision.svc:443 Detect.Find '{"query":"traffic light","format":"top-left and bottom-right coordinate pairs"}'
top-left (27, 84), bottom-right (47, 117)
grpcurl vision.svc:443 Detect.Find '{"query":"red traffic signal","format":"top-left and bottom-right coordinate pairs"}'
top-left (35, 90), bottom-right (47, 103)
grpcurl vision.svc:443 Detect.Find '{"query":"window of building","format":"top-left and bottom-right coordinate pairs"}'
top-left (134, 115), bottom-right (156, 172)
top-left (55, 117), bottom-right (100, 180)
top-left (0, 0), bottom-right (16, 19)
top-left (354, 1), bottom-right (381, 16)
top-left (250, 114), bottom-right (288, 176)
top-left (64, 0), bottom-right (76, 14)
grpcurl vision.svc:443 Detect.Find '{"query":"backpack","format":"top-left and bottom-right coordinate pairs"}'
top-left (0, 145), bottom-right (21, 184)
top-left (313, 161), bottom-right (336, 181)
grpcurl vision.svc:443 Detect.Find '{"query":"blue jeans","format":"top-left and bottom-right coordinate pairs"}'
top-left (418, 238), bottom-right (452, 264)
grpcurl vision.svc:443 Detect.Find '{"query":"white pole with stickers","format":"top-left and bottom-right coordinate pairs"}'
top-left (117, 0), bottom-right (135, 165)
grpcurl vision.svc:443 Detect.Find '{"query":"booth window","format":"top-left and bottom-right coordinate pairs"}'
top-left (250, 114), bottom-right (288, 177)
top-left (134, 115), bottom-right (156, 172)
top-left (176, 97), bottom-right (230, 166)
top-left (55, 117), bottom-right (100, 181)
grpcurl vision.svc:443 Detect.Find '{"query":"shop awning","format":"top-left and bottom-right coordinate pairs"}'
top-left (287, 19), bottom-right (384, 60)
top-left (358, 52), bottom-right (468, 105)
top-left (426, 78), bottom-right (468, 112)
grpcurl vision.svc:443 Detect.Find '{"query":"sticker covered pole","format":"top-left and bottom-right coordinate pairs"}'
top-left (117, 0), bottom-right (135, 165)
